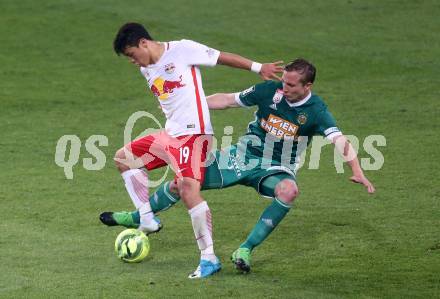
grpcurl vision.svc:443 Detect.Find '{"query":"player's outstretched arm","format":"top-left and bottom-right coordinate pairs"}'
top-left (217, 52), bottom-right (284, 81)
top-left (206, 93), bottom-right (240, 110)
top-left (332, 135), bottom-right (376, 194)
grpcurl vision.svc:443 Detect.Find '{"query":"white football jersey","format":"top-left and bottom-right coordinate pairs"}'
top-left (140, 39), bottom-right (220, 137)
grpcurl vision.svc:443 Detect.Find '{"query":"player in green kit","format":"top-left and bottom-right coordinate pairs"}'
top-left (101, 58), bottom-right (375, 273)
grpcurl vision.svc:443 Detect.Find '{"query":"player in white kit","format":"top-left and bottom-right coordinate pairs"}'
top-left (100, 22), bottom-right (283, 278)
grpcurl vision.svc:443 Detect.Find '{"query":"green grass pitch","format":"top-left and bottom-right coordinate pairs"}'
top-left (1, 0), bottom-right (439, 298)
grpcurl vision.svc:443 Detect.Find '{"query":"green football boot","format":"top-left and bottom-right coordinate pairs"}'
top-left (99, 211), bottom-right (139, 228)
top-left (231, 247), bottom-right (252, 273)
top-left (100, 211), bottom-right (162, 235)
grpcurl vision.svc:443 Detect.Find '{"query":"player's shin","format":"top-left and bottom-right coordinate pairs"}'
top-left (121, 169), bottom-right (158, 232)
top-left (240, 198), bottom-right (291, 251)
top-left (189, 201), bottom-right (217, 262)
top-left (126, 181), bottom-right (181, 225)
top-left (150, 181), bottom-right (181, 213)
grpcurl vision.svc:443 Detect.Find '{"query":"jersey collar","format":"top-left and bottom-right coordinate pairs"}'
top-left (142, 42), bottom-right (170, 70)
top-left (285, 92), bottom-right (312, 107)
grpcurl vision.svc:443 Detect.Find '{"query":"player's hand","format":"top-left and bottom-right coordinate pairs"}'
top-left (260, 61), bottom-right (284, 81)
top-left (350, 175), bottom-right (375, 194)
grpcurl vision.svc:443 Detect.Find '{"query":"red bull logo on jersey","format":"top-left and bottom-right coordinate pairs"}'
top-left (260, 114), bottom-right (299, 140)
top-left (150, 75), bottom-right (186, 100)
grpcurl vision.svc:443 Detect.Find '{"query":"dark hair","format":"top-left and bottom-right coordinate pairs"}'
top-left (284, 58), bottom-right (316, 85)
top-left (113, 23), bottom-right (153, 55)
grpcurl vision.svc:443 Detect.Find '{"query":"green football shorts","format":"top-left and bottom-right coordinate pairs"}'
top-left (202, 145), bottom-right (296, 198)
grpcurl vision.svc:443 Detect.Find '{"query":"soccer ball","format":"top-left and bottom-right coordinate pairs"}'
top-left (114, 229), bottom-right (150, 263)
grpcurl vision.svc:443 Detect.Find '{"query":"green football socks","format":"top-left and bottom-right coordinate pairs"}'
top-left (149, 181), bottom-right (181, 213)
top-left (112, 211), bottom-right (139, 228)
top-left (240, 198), bottom-right (291, 251)
top-left (129, 181), bottom-right (181, 223)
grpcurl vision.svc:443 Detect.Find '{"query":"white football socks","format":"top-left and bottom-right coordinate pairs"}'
top-left (188, 201), bottom-right (216, 262)
top-left (121, 169), bottom-right (156, 231)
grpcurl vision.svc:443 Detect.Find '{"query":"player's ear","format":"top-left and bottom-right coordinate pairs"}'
top-left (304, 82), bottom-right (313, 92)
top-left (138, 38), bottom-right (149, 48)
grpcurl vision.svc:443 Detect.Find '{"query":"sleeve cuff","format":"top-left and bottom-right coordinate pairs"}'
top-left (210, 49), bottom-right (221, 66)
top-left (324, 127), bottom-right (342, 140)
top-left (234, 93), bottom-right (248, 107)
top-left (326, 131), bottom-right (343, 140)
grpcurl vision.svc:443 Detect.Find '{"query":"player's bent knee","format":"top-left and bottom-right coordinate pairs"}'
top-left (114, 147), bottom-right (130, 172)
top-left (177, 178), bottom-right (201, 202)
top-left (275, 179), bottom-right (298, 204)
top-left (178, 180), bottom-right (194, 199)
